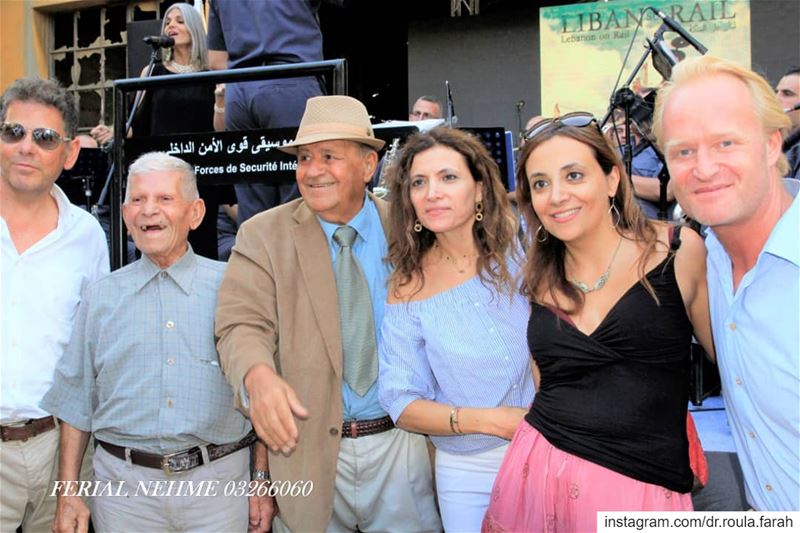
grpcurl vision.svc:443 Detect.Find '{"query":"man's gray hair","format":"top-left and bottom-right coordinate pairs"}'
top-left (125, 152), bottom-right (199, 202)
top-left (0, 77), bottom-right (79, 137)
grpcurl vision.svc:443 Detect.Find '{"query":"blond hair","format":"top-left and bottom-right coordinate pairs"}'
top-left (653, 55), bottom-right (791, 176)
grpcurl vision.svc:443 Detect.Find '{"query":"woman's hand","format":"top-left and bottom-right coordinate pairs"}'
top-left (215, 83), bottom-right (226, 100)
top-left (489, 406), bottom-right (527, 440)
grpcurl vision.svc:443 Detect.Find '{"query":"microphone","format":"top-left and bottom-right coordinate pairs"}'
top-left (517, 100), bottom-right (526, 110)
top-left (786, 103), bottom-right (800, 112)
top-left (650, 7), bottom-right (708, 54)
top-left (445, 80), bottom-right (458, 127)
top-left (649, 37), bottom-right (678, 80)
top-left (143, 35), bottom-right (175, 48)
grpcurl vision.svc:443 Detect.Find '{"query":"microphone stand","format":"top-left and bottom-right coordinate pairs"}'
top-left (600, 22), bottom-right (670, 131)
top-left (94, 43), bottom-right (162, 217)
top-left (600, 23), bottom-right (673, 196)
top-left (445, 80), bottom-right (457, 128)
top-left (633, 138), bottom-right (670, 220)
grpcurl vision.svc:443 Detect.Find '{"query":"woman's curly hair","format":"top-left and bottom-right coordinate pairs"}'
top-left (386, 127), bottom-right (519, 300)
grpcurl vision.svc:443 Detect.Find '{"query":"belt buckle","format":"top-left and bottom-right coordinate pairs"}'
top-left (26, 419), bottom-right (39, 440)
top-left (161, 450), bottom-right (182, 475)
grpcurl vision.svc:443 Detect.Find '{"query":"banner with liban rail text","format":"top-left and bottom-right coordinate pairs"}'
top-left (539, 0), bottom-right (751, 118)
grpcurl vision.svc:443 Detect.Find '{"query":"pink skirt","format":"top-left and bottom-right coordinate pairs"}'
top-left (482, 422), bottom-right (692, 533)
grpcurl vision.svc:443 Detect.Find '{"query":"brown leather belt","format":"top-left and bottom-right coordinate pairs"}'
top-left (0, 416), bottom-right (56, 442)
top-left (341, 416), bottom-right (394, 439)
top-left (96, 431), bottom-right (257, 475)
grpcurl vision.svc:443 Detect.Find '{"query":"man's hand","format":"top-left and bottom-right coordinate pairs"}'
top-left (248, 492), bottom-right (277, 533)
top-left (52, 494), bottom-right (90, 533)
top-left (245, 364), bottom-right (308, 454)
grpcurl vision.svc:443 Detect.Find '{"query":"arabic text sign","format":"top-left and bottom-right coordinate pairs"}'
top-left (124, 128), bottom-right (299, 186)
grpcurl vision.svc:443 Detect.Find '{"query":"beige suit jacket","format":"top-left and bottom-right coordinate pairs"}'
top-left (215, 194), bottom-right (389, 532)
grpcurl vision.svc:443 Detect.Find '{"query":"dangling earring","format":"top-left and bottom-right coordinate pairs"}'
top-left (536, 224), bottom-right (549, 243)
top-left (413, 220), bottom-right (422, 233)
top-left (475, 201), bottom-right (484, 222)
top-left (608, 199), bottom-right (620, 229)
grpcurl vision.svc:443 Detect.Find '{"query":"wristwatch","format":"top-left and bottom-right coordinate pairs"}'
top-left (253, 469), bottom-right (271, 482)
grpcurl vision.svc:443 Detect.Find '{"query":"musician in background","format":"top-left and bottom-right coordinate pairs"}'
top-left (410, 95), bottom-right (443, 121)
top-left (371, 95), bottom-right (445, 196)
top-left (606, 99), bottom-right (674, 220)
top-left (776, 66), bottom-right (800, 179)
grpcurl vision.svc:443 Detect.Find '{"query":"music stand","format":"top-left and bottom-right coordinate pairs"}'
top-left (461, 127), bottom-right (512, 190)
top-left (57, 147), bottom-right (109, 211)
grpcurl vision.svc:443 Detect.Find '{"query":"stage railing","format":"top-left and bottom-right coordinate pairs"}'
top-left (110, 59), bottom-right (348, 269)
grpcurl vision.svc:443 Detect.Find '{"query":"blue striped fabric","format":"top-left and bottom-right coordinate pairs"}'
top-left (378, 265), bottom-right (535, 455)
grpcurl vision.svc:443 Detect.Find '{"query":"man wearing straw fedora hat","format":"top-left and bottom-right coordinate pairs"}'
top-left (216, 95), bottom-right (441, 532)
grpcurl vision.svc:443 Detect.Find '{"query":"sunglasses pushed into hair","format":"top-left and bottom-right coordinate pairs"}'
top-left (0, 122), bottom-right (73, 151)
top-left (524, 112), bottom-right (597, 142)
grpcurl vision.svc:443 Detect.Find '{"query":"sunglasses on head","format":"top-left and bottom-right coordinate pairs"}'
top-left (524, 112), bottom-right (597, 141)
top-left (0, 122), bottom-right (73, 151)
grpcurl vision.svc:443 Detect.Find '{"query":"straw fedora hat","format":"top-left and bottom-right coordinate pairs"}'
top-left (279, 95), bottom-right (385, 154)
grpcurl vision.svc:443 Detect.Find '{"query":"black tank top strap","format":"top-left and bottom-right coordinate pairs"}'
top-left (669, 224), bottom-right (683, 253)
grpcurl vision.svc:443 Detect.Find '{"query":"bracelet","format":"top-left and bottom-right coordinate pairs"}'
top-left (214, 104), bottom-right (225, 114)
top-left (453, 407), bottom-right (463, 434)
top-left (449, 407), bottom-right (458, 434)
top-left (252, 469), bottom-right (270, 482)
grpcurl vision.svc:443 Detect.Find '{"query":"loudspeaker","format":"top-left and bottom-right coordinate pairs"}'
top-left (126, 19), bottom-right (163, 78)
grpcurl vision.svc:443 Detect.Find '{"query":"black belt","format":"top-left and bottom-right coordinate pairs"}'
top-left (96, 432), bottom-right (257, 474)
top-left (0, 416), bottom-right (56, 442)
top-left (341, 416), bottom-right (395, 439)
top-left (235, 58), bottom-right (293, 69)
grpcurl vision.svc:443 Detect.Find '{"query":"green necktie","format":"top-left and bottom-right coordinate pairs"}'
top-left (333, 226), bottom-right (378, 397)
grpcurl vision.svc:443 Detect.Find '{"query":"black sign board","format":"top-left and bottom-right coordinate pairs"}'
top-left (122, 125), bottom-right (512, 189)
top-left (124, 128), bottom-right (300, 186)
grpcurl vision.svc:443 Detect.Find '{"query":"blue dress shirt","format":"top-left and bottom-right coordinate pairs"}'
top-left (706, 179), bottom-right (800, 511)
top-left (631, 145), bottom-right (668, 219)
top-left (318, 194), bottom-right (390, 421)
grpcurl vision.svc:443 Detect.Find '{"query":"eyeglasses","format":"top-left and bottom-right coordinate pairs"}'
top-left (0, 122), bottom-right (73, 151)
top-left (524, 112), bottom-right (597, 141)
top-left (410, 110), bottom-right (437, 120)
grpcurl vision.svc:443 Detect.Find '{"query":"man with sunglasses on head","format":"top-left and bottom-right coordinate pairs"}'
top-left (0, 77), bottom-right (108, 532)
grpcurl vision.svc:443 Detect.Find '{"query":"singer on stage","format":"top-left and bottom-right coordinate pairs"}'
top-left (92, 3), bottom-right (234, 261)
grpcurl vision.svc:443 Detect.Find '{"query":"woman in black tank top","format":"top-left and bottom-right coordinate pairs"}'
top-left (483, 115), bottom-right (715, 533)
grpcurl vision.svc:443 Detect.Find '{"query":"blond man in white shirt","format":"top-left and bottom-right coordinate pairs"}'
top-left (0, 77), bottom-right (108, 532)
